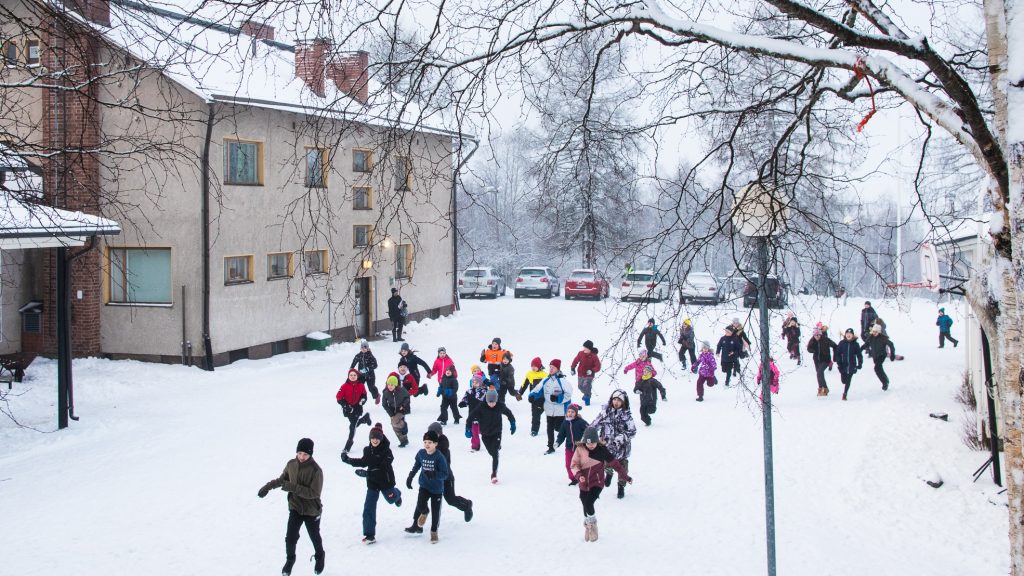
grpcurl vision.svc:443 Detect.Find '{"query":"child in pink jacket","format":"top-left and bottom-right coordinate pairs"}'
top-left (757, 357), bottom-right (781, 402)
top-left (622, 348), bottom-right (656, 383)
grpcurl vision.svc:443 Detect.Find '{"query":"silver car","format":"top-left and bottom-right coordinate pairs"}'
top-left (459, 267), bottom-right (506, 299)
top-left (680, 272), bottom-right (722, 305)
top-left (514, 266), bottom-right (560, 298)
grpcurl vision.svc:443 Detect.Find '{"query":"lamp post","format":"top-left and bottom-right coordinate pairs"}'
top-left (732, 182), bottom-right (788, 576)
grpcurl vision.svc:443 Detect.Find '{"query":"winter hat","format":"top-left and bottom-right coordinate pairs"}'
top-left (427, 422), bottom-right (443, 436)
top-left (870, 324), bottom-right (882, 335)
top-left (369, 423), bottom-right (385, 440)
top-left (400, 342), bottom-right (411, 353)
top-left (647, 318), bottom-right (655, 325)
top-left (470, 363), bottom-right (482, 374)
top-left (683, 319), bottom-right (691, 326)
top-left (845, 328), bottom-right (855, 336)
top-left (296, 438), bottom-right (314, 455)
top-left (864, 301), bottom-right (872, 306)
top-left (637, 348), bottom-right (648, 357)
top-left (359, 339), bottom-right (369, 348)
top-left (471, 372), bottom-right (484, 385)
top-left (347, 368), bottom-right (360, 379)
top-left (731, 317), bottom-right (741, 326)
top-left (566, 403), bottom-right (582, 415)
top-left (484, 390), bottom-right (499, 403)
top-left (701, 340), bottom-right (712, 350)
top-left (610, 389), bottom-right (628, 403)
top-left (581, 426), bottom-right (600, 444)
top-left (492, 337), bottom-right (502, 346)
top-left (386, 373), bottom-right (400, 387)
top-left (549, 358), bottom-right (562, 370)
top-left (438, 346), bottom-right (446, 353)
top-left (724, 326), bottom-right (734, 334)
top-left (583, 339), bottom-right (594, 351)
top-left (531, 357), bottom-right (544, 370)
top-left (938, 308), bottom-right (945, 314)
top-left (391, 288), bottom-right (399, 294)
top-left (423, 430), bottom-right (440, 443)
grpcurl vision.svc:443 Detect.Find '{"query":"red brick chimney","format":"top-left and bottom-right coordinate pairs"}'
top-left (327, 51), bottom-right (370, 104)
top-left (240, 20), bottom-right (275, 41)
top-left (67, 0), bottom-right (110, 27)
top-left (295, 39), bottom-right (331, 97)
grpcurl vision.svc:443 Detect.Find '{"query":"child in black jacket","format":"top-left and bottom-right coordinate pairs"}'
top-left (351, 339), bottom-right (380, 403)
top-left (465, 389), bottom-right (516, 483)
top-left (556, 403), bottom-right (588, 484)
top-left (496, 352), bottom-right (517, 403)
top-left (436, 366), bottom-right (461, 424)
top-left (341, 424), bottom-right (402, 544)
top-left (633, 365), bottom-right (667, 426)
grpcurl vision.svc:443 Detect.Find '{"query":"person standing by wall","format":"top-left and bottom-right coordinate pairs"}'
top-left (257, 438), bottom-right (325, 575)
top-left (388, 288), bottom-right (405, 342)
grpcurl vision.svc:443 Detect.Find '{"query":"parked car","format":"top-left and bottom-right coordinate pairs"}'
top-left (742, 275), bottom-right (788, 309)
top-left (458, 267), bottom-right (506, 299)
top-left (679, 272), bottom-right (722, 305)
top-left (620, 270), bottom-right (669, 302)
top-left (514, 266), bottom-right (560, 298)
top-left (564, 269), bottom-right (610, 300)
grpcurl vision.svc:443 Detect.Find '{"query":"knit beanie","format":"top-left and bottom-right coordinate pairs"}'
top-left (296, 438), bottom-right (314, 455)
top-left (470, 363), bottom-right (482, 374)
top-left (549, 358), bottom-right (562, 370)
top-left (702, 340), bottom-right (712, 350)
top-left (438, 346), bottom-right (446, 353)
top-left (581, 427), bottom-right (600, 444)
top-left (423, 430), bottom-right (440, 443)
top-left (566, 403), bottom-right (581, 415)
top-left (386, 373), bottom-right (400, 387)
top-left (484, 389), bottom-right (499, 403)
top-left (637, 347), bottom-right (648, 356)
top-left (583, 340), bottom-right (594, 351)
top-left (427, 422), bottom-right (443, 436)
top-left (531, 357), bottom-right (543, 370)
top-left (400, 342), bottom-right (411, 353)
top-left (359, 339), bottom-right (369, 348)
top-left (347, 368), bottom-right (360, 379)
top-left (492, 337), bottom-right (502, 346)
top-left (369, 423), bottom-right (385, 440)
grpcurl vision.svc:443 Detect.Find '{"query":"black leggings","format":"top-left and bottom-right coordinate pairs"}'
top-left (442, 476), bottom-right (471, 512)
top-left (678, 345), bottom-right (696, 366)
top-left (840, 372), bottom-right (853, 396)
top-left (438, 396), bottom-right (461, 423)
top-left (414, 488), bottom-right (442, 531)
top-left (344, 413), bottom-right (360, 452)
top-left (482, 434), bottom-right (502, 475)
top-left (646, 347), bottom-right (663, 361)
top-left (873, 359), bottom-right (889, 386)
top-left (546, 415), bottom-right (565, 450)
top-left (814, 360), bottom-right (829, 390)
top-left (580, 487), bottom-right (603, 516)
top-left (285, 510), bottom-right (323, 558)
top-left (530, 399), bottom-right (544, 434)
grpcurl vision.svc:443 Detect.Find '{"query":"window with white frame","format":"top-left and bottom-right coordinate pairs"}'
top-left (353, 225), bottom-right (372, 248)
top-left (224, 140), bottom-right (263, 185)
top-left (305, 147), bottom-right (327, 188)
top-left (352, 149), bottom-right (372, 173)
top-left (224, 255), bottom-right (254, 284)
top-left (108, 248), bottom-right (172, 304)
top-left (353, 186), bottom-right (372, 210)
top-left (304, 250), bottom-right (327, 275)
top-left (395, 243), bottom-right (413, 279)
top-left (25, 39), bottom-right (38, 66)
top-left (394, 156), bottom-right (411, 191)
top-left (267, 252), bottom-right (292, 279)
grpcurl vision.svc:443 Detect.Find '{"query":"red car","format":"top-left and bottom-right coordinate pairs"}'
top-left (564, 269), bottom-right (610, 300)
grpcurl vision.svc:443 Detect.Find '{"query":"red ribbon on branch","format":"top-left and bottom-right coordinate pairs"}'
top-left (853, 57), bottom-right (877, 132)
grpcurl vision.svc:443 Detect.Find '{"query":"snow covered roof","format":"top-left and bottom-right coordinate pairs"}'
top-left (57, 0), bottom-right (470, 140)
top-left (0, 191), bottom-right (120, 248)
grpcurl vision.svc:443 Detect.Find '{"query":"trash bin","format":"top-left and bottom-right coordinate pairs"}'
top-left (304, 331), bottom-right (332, 351)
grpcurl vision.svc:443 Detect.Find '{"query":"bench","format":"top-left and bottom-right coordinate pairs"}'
top-left (0, 352), bottom-right (36, 388)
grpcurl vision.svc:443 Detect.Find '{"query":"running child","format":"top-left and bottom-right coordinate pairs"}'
top-left (464, 389), bottom-right (516, 483)
top-left (341, 423), bottom-right (402, 544)
top-left (633, 365), bottom-right (667, 426)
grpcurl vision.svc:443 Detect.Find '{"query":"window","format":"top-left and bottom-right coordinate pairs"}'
top-left (304, 250), bottom-right (327, 275)
top-left (3, 40), bottom-right (16, 66)
top-left (396, 243), bottom-right (413, 279)
top-left (267, 252), bottom-right (292, 279)
top-left (353, 225), bottom-right (372, 248)
top-left (108, 248), bottom-right (172, 304)
top-left (25, 39), bottom-right (38, 66)
top-left (394, 156), bottom-right (411, 191)
top-left (22, 312), bottom-right (41, 333)
top-left (353, 186), bottom-right (372, 210)
top-left (224, 255), bottom-right (254, 284)
top-left (305, 147), bottom-right (327, 188)
top-left (352, 149), bottom-right (372, 173)
top-left (224, 139), bottom-right (263, 185)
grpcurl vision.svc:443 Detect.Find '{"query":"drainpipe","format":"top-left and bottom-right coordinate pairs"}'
top-left (200, 101), bottom-right (215, 371)
top-left (451, 137), bottom-right (478, 312)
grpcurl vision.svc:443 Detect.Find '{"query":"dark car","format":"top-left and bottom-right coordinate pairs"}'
top-left (742, 276), bottom-right (788, 309)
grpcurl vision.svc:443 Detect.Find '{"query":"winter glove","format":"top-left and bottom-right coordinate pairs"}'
top-left (624, 475), bottom-right (634, 484)
top-left (355, 469), bottom-right (368, 478)
top-left (458, 400), bottom-right (468, 408)
top-left (661, 393), bottom-right (668, 401)
top-left (436, 387), bottom-right (442, 397)
top-left (509, 422), bottom-right (517, 435)
top-left (340, 452), bottom-right (350, 463)
top-left (465, 428), bottom-right (473, 439)
top-left (515, 393), bottom-right (523, 402)
top-left (374, 396), bottom-right (381, 405)
top-left (890, 354), bottom-right (896, 361)
top-left (550, 394), bottom-right (559, 403)
top-left (571, 369), bottom-right (577, 376)
top-left (257, 485), bottom-right (270, 498)
top-left (282, 482), bottom-right (297, 493)
top-left (691, 364), bottom-right (698, 374)
top-left (406, 472), bottom-right (415, 490)
top-left (586, 370), bottom-right (593, 376)
top-left (337, 398), bottom-right (344, 406)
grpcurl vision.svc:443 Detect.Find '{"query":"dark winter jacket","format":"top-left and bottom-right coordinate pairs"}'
top-left (570, 350), bottom-right (602, 376)
top-left (260, 457), bottom-right (323, 517)
top-left (806, 335), bottom-right (838, 364)
top-left (637, 326), bottom-right (667, 350)
top-left (634, 376), bottom-right (667, 409)
top-left (556, 416), bottom-right (589, 448)
top-left (677, 326), bottom-right (696, 350)
top-left (382, 384), bottom-right (411, 417)
top-left (388, 294), bottom-right (404, 322)
top-left (860, 307), bottom-right (878, 337)
top-left (344, 436), bottom-right (396, 490)
top-left (437, 374), bottom-right (460, 398)
top-left (782, 322), bottom-right (801, 346)
top-left (351, 351), bottom-right (378, 383)
top-left (570, 444), bottom-right (630, 492)
top-left (398, 352), bottom-right (431, 384)
top-left (436, 434), bottom-right (454, 470)
top-left (835, 339), bottom-right (863, 375)
top-left (465, 401), bottom-right (515, 437)
top-left (716, 335), bottom-right (743, 366)
top-left (497, 363), bottom-right (517, 394)
top-left (459, 382), bottom-right (489, 412)
top-left (937, 314), bottom-right (954, 333)
top-left (862, 334), bottom-right (896, 362)
top-left (410, 449), bottom-right (449, 495)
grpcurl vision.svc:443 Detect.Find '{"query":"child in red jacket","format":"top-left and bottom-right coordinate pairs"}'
top-left (570, 340), bottom-right (602, 406)
top-left (337, 368), bottom-right (372, 453)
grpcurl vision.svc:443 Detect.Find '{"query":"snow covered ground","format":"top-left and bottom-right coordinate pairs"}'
top-left (0, 294), bottom-right (1009, 575)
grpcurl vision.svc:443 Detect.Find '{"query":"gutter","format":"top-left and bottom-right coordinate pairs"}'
top-left (450, 136), bottom-right (479, 310)
top-left (200, 101), bottom-right (215, 370)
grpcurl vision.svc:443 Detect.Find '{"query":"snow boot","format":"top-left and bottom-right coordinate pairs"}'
top-left (282, 555), bottom-right (296, 576)
top-left (431, 531), bottom-right (439, 544)
top-left (417, 513), bottom-right (428, 527)
top-left (604, 471), bottom-right (614, 488)
top-left (362, 536), bottom-right (376, 544)
top-left (490, 473), bottom-right (498, 484)
top-left (358, 413), bottom-right (371, 426)
top-left (591, 517), bottom-right (599, 541)
top-left (312, 551), bottom-right (325, 575)
top-left (464, 500), bottom-right (474, 522)
top-left (404, 524), bottom-right (423, 534)
top-left (583, 396), bottom-right (591, 406)
top-left (583, 517), bottom-right (593, 542)
top-left (617, 484), bottom-right (625, 499)
top-left (544, 447), bottom-right (555, 455)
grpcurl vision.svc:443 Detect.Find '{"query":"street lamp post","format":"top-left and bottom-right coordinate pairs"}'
top-left (732, 182), bottom-right (788, 576)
